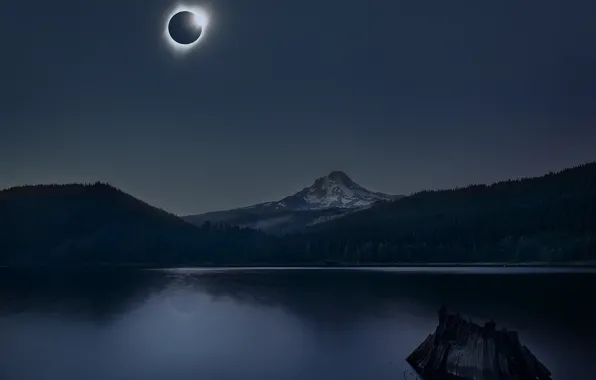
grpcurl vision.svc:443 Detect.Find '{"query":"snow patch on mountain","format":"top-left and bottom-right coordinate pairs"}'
top-left (183, 171), bottom-right (399, 233)
top-left (274, 171), bottom-right (395, 210)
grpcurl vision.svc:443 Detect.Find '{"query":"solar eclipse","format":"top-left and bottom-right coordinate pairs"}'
top-left (164, 4), bottom-right (210, 55)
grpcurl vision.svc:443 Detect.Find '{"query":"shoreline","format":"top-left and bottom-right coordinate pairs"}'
top-left (2, 262), bottom-right (596, 270)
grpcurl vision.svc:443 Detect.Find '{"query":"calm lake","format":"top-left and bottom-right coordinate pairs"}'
top-left (1, 267), bottom-right (595, 380)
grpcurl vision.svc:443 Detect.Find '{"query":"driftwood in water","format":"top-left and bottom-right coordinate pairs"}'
top-left (406, 307), bottom-right (552, 380)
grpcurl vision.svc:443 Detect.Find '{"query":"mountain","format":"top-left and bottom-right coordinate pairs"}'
top-left (0, 183), bottom-right (269, 266)
top-left (280, 162), bottom-right (596, 264)
top-left (273, 171), bottom-right (396, 210)
top-left (2, 162), bottom-right (594, 267)
top-left (183, 171), bottom-right (399, 233)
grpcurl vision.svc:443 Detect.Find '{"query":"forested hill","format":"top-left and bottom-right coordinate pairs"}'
top-left (0, 183), bottom-right (267, 266)
top-left (1, 162), bottom-right (595, 267)
top-left (280, 162), bottom-right (596, 263)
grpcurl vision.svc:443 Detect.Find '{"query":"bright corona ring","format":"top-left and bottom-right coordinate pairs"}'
top-left (163, 4), bottom-right (210, 55)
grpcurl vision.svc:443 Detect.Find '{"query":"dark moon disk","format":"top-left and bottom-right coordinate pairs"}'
top-left (168, 11), bottom-right (202, 45)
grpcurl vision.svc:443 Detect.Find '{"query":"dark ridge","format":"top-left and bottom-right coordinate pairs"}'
top-left (2, 161), bottom-right (595, 266)
top-left (0, 182), bottom-right (270, 267)
top-left (405, 161), bottom-right (596, 198)
top-left (0, 181), bottom-right (190, 228)
top-left (282, 161), bottom-right (596, 263)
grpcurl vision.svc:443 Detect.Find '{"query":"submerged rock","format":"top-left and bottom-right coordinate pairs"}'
top-left (406, 306), bottom-right (552, 380)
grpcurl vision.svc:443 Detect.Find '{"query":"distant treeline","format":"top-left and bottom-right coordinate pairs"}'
top-left (279, 162), bottom-right (596, 264)
top-left (1, 163), bottom-right (595, 266)
top-left (0, 182), bottom-right (266, 266)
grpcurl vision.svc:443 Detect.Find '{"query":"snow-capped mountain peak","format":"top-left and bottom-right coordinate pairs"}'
top-left (183, 171), bottom-right (399, 233)
top-left (275, 171), bottom-right (395, 210)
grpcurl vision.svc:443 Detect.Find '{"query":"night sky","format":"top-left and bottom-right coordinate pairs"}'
top-left (2, 0), bottom-right (595, 215)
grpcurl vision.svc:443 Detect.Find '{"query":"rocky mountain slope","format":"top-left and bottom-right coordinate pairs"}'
top-left (183, 171), bottom-right (399, 234)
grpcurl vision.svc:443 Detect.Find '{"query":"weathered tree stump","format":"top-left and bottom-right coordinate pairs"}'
top-left (406, 307), bottom-right (552, 380)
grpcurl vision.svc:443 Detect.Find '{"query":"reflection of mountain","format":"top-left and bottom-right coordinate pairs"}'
top-left (174, 269), bottom-right (596, 334)
top-left (0, 269), bottom-right (167, 322)
top-left (1, 269), bottom-right (596, 337)
top-left (185, 270), bottom-right (397, 330)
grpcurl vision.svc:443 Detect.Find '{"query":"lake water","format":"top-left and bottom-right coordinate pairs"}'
top-left (1, 267), bottom-right (595, 380)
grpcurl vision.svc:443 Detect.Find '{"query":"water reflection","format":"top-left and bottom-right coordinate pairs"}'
top-left (0, 269), bottom-right (167, 322)
top-left (184, 269), bottom-right (596, 332)
top-left (0, 268), bottom-right (594, 380)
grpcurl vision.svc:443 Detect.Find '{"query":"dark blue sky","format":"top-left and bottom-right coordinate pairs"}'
top-left (2, 0), bottom-right (595, 214)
